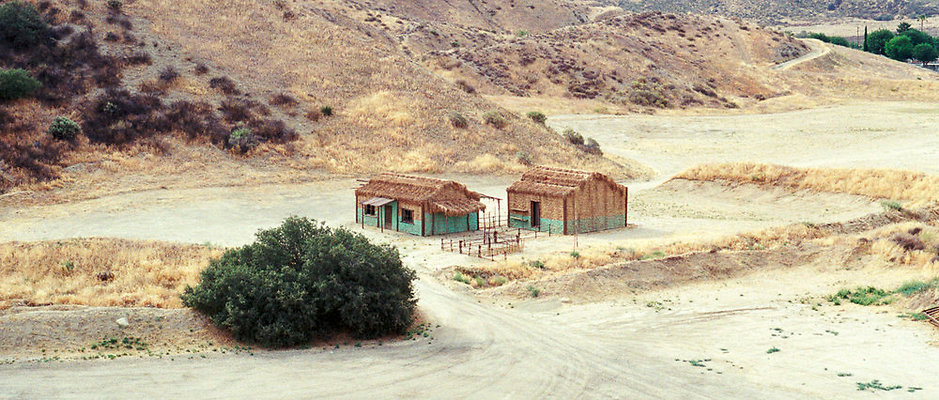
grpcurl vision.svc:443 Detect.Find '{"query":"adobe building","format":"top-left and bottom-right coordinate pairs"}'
top-left (355, 173), bottom-right (486, 236)
top-left (506, 166), bottom-right (627, 235)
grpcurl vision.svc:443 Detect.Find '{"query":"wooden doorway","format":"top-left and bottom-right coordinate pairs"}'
top-left (530, 201), bottom-right (541, 228)
top-left (384, 204), bottom-right (393, 229)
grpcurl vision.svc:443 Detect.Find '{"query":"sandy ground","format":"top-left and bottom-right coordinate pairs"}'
top-left (550, 101), bottom-right (939, 185)
top-left (2, 102), bottom-right (938, 398)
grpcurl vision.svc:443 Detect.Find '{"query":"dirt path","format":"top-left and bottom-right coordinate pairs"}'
top-left (772, 39), bottom-right (830, 71)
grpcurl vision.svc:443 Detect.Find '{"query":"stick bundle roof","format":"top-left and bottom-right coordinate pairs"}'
top-left (507, 166), bottom-right (626, 197)
top-left (356, 173), bottom-right (486, 216)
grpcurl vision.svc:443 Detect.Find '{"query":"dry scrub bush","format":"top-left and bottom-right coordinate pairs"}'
top-left (0, 238), bottom-right (223, 309)
top-left (865, 222), bottom-right (939, 270)
top-left (676, 163), bottom-right (939, 204)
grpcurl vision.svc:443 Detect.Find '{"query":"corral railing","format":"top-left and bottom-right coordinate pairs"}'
top-left (440, 227), bottom-right (546, 260)
top-left (478, 214), bottom-right (507, 230)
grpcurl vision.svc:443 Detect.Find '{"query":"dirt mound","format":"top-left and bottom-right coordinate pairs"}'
top-left (505, 245), bottom-right (816, 302)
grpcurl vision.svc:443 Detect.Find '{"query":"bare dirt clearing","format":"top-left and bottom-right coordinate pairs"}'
top-left (550, 101), bottom-right (939, 182)
top-left (3, 102), bottom-right (939, 398)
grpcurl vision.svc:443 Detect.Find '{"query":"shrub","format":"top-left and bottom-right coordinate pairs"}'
top-left (181, 217), bottom-right (417, 347)
top-left (0, 69), bottom-right (41, 101)
top-left (251, 118), bottom-right (297, 143)
top-left (629, 89), bottom-right (669, 108)
top-left (305, 108), bottom-right (321, 121)
top-left (0, 1), bottom-right (50, 49)
top-left (193, 63), bottom-right (209, 75)
top-left (320, 105), bottom-right (333, 116)
top-left (584, 138), bottom-right (602, 155)
top-left (48, 116), bottom-right (81, 140)
top-left (516, 151), bottom-right (532, 166)
top-left (892, 233), bottom-right (925, 251)
top-left (527, 285), bottom-right (541, 298)
top-left (106, 0), bottom-right (122, 12)
top-left (158, 66), bottom-right (179, 83)
top-left (455, 79), bottom-right (476, 94)
top-left (447, 111), bottom-right (468, 128)
top-left (219, 98), bottom-right (254, 123)
top-left (526, 111), bottom-right (546, 124)
top-left (483, 111), bottom-right (506, 129)
top-left (126, 51), bottom-right (152, 65)
top-left (881, 200), bottom-right (903, 211)
top-left (830, 286), bottom-right (892, 306)
top-left (81, 89), bottom-right (165, 145)
top-left (227, 126), bottom-right (256, 153)
top-left (270, 93), bottom-right (298, 108)
top-left (209, 76), bottom-right (239, 95)
top-left (895, 279), bottom-right (939, 296)
top-left (562, 128), bottom-right (583, 145)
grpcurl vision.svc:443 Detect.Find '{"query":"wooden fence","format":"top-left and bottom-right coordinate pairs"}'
top-left (440, 226), bottom-right (546, 260)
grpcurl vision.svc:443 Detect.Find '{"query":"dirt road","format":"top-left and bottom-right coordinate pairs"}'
top-left (772, 39), bottom-right (830, 71)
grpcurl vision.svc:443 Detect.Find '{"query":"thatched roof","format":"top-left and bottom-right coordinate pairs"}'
top-left (356, 173), bottom-right (485, 216)
top-left (507, 166), bottom-right (626, 197)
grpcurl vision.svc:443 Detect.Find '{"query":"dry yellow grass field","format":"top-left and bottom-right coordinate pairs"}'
top-left (459, 206), bottom-right (939, 284)
top-left (0, 238), bottom-right (222, 309)
top-left (675, 163), bottom-right (939, 204)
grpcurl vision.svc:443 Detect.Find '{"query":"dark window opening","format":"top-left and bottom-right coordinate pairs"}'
top-left (364, 204), bottom-right (376, 216)
top-left (530, 201), bottom-right (541, 227)
top-left (401, 209), bottom-right (414, 224)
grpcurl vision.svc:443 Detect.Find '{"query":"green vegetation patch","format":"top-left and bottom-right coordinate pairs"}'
top-left (856, 380), bottom-right (903, 392)
top-left (182, 217), bottom-right (417, 348)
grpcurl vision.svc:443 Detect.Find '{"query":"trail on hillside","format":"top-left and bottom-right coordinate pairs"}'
top-left (772, 39), bottom-right (830, 71)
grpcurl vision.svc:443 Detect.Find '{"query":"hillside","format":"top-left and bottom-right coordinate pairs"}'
top-left (1, 0), bottom-right (631, 201)
top-left (4, 0), bottom-right (939, 203)
top-left (420, 12), bottom-right (808, 110)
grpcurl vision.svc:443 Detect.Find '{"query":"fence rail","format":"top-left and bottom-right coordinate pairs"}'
top-left (440, 226), bottom-right (547, 260)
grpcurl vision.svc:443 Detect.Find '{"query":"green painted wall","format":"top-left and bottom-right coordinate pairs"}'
top-left (508, 214), bottom-right (564, 235)
top-left (398, 218), bottom-right (422, 235)
top-left (509, 213), bottom-right (624, 234)
top-left (424, 212), bottom-right (479, 236)
top-left (357, 203), bottom-right (401, 232)
top-left (357, 204), bottom-right (477, 236)
top-left (568, 215), bottom-right (625, 234)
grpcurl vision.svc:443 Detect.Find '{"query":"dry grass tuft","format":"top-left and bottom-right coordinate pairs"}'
top-left (464, 206), bottom-right (939, 283)
top-left (0, 238), bottom-right (223, 309)
top-left (675, 163), bottom-right (939, 204)
top-left (865, 222), bottom-right (939, 270)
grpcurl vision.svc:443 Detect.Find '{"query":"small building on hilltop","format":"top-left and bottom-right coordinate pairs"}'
top-left (355, 173), bottom-right (486, 236)
top-left (506, 166), bottom-right (627, 235)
